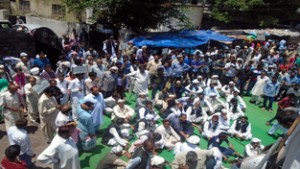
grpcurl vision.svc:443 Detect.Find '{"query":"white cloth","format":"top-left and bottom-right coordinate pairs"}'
top-left (138, 107), bottom-right (160, 121)
top-left (7, 126), bottom-right (34, 156)
top-left (55, 112), bottom-right (70, 128)
top-left (244, 144), bottom-right (265, 157)
top-left (251, 75), bottom-right (269, 96)
top-left (186, 106), bottom-right (208, 123)
top-left (112, 105), bottom-right (134, 120)
top-left (0, 91), bottom-right (22, 130)
top-left (126, 70), bottom-right (150, 94)
top-left (202, 120), bottom-right (222, 138)
top-left (228, 120), bottom-right (252, 140)
top-left (37, 135), bottom-right (81, 169)
top-left (56, 79), bottom-right (69, 104)
top-left (155, 125), bottom-right (181, 148)
top-left (68, 78), bottom-right (84, 101)
top-left (24, 83), bottom-right (39, 121)
top-left (174, 142), bottom-right (200, 155)
top-left (108, 128), bottom-right (128, 146)
top-left (226, 94), bottom-right (247, 110)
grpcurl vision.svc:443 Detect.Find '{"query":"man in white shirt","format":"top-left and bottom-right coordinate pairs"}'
top-left (104, 92), bottom-right (120, 115)
top-left (155, 119), bottom-right (181, 149)
top-left (244, 138), bottom-right (264, 157)
top-left (112, 99), bottom-right (134, 120)
top-left (0, 84), bottom-right (24, 130)
top-left (38, 87), bottom-right (61, 143)
top-left (55, 73), bottom-right (69, 105)
top-left (68, 73), bottom-right (85, 119)
top-left (24, 77), bottom-right (39, 123)
top-left (38, 122), bottom-right (81, 169)
top-left (174, 135), bottom-right (201, 155)
top-left (7, 119), bottom-right (35, 167)
top-left (202, 115), bottom-right (222, 140)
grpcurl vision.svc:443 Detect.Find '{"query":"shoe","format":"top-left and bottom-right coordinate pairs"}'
top-left (268, 109), bottom-right (273, 112)
top-left (261, 107), bottom-right (265, 110)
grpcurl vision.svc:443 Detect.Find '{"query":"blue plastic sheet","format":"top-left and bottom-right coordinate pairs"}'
top-left (131, 30), bottom-right (234, 48)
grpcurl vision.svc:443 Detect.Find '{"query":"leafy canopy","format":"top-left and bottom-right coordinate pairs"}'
top-left (211, 0), bottom-right (300, 27)
top-left (63, 0), bottom-right (189, 32)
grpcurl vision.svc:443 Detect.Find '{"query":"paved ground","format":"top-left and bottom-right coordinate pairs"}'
top-left (0, 121), bottom-right (52, 169)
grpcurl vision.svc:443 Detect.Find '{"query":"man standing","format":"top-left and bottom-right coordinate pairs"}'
top-left (0, 84), bottom-right (24, 130)
top-left (102, 66), bottom-right (118, 98)
top-left (7, 119), bottom-right (35, 167)
top-left (126, 63), bottom-right (150, 96)
top-left (126, 139), bottom-right (154, 169)
top-left (77, 100), bottom-right (97, 151)
top-left (171, 55), bottom-right (191, 81)
top-left (24, 77), bottom-right (39, 123)
top-left (83, 86), bottom-right (105, 130)
top-left (38, 87), bottom-right (61, 143)
top-left (38, 123), bottom-right (81, 169)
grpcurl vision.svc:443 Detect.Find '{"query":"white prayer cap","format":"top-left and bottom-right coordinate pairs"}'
top-left (177, 54), bottom-right (183, 58)
top-left (151, 155), bottom-right (165, 166)
top-left (20, 52), bottom-right (28, 57)
top-left (192, 79), bottom-right (199, 84)
top-left (209, 93), bottom-right (217, 97)
top-left (117, 99), bottom-right (125, 103)
top-left (168, 94), bottom-right (176, 98)
top-left (111, 145), bottom-right (123, 154)
top-left (61, 61), bottom-right (70, 68)
top-left (0, 64), bottom-right (5, 69)
top-left (109, 66), bottom-right (118, 70)
top-left (186, 135), bottom-right (200, 145)
top-left (221, 109), bottom-right (227, 114)
top-left (139, 92), bottom-right (147, 96)
top-left (234, 89), bottom-right (240, 93)
top-left (142, 46), bottom-right (147, 49)
top-left (197, 75), bottom-right (203, 79)
top-left (212, 75), bottom-right (219, 78)
top-left (30, 67), bottom-right (40, 75)
top-left (229, 81), bottom-right (235, 85)
top-left (145, 114), bottom-right (155, 121)
top-left (235, 45), bottom-right (241, 49)
top-left (251, 137), bottom-right (261, 143)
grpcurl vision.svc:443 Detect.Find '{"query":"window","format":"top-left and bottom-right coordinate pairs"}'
top-left (52, 4), bottom-right (65, 15)
top-left (19, 0), bottom-right (30, 11)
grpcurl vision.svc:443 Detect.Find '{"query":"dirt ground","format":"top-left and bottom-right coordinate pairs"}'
top-left (0, 121), bottom-right (52, 169)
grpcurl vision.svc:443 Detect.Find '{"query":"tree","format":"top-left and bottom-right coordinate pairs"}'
top-left (210, 0), bottom-right (300, 27)
top-left (62, 0), bottom-right (190, 32)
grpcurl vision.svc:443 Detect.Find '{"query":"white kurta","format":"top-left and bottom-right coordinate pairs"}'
top-left (251, 76), bottom-right (269, 96)
top-left (7, 126), bottom-right (34, 156)
top-left (38, 94), bottom-right (59, 142)
top-left (112, 105), bottom-right (134, 120)
top-left (126, 70), bottom-right (149, 94)
top-left (56, 79), bottom-right (69, 105)
top-left (37, 135), bottom-right (81, 169)
top-left (155, 125), bottom-right (181, 148)
top-left (24, 83), bottom-right (39, 121)
top-left (0, 91), bottom-right (22, 130)
top-left (228, 120), bottom-right (252, 140)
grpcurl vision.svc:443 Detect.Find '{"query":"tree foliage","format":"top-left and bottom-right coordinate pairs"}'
top-left (62, 0), bottom-right (189, 32)
top-left (210, 0), bottom-right (300, 27)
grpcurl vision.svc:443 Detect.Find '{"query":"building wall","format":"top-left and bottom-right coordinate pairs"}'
top-left (10, 0), bottom-right (80, 22)
top-left (0, 0), bottom-right (10, 11)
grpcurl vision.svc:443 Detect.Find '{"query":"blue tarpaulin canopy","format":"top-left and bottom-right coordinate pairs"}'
top-left (131, 30), bottom-right (234, 48)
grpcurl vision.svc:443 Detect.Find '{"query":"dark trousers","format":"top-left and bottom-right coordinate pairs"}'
top-left (19, 153), bottom-right (32, 167)
top-left (246, 80), bottom-right (256, 96)
top-left (219, 146), bottom-right (234, 158)
top-left (276, 87), bottom-right (287, 100)
top-left (263, 95), bottom-right (275, 110)
top-left (103, 90), bottom-right (113, 98)
top-left (237, 79), bottom-right (247, 96)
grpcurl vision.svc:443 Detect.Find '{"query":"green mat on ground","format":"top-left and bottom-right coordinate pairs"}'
top-left (79, 93), bottom-right (278, 169)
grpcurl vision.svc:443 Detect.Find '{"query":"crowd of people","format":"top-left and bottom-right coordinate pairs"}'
top-left (0, 33), bottom-right (300, 169)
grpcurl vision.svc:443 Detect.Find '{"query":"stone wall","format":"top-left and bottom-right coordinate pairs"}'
top-left (26, 15), bottom-right (88, 37)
